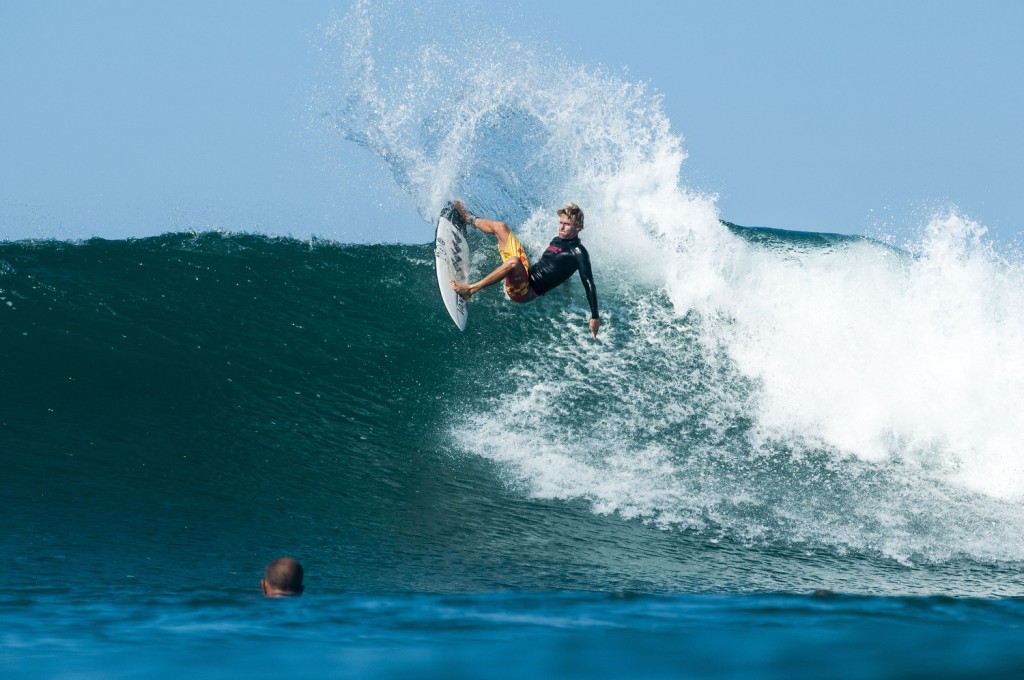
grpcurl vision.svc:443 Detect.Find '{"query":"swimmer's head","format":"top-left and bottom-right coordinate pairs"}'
top-left (261, 557), bottom-right (304, 597)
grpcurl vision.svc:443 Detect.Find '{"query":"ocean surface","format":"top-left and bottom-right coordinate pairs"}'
top-left (5, 2), bottom-right (1024, 677)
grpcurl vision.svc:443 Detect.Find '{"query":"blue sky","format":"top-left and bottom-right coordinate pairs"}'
top-left (1, 1), bottom-right (1021, 244)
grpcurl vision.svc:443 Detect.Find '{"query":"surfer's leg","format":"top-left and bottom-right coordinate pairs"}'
top-left (454, 201), bottom-right (513, 251)
top-left (450, 201), bottom-right (531, 301)
top-left (472, 218), bottom-right (512, 252)
top-left (498, 231), bottom-right (535, 303)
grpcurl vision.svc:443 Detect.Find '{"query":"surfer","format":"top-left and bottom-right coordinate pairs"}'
top-left (450, 201), bottom-right (600, 337)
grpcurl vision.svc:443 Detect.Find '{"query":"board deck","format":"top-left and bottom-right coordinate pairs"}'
top-left (434, 202), bottom-right (470, 330)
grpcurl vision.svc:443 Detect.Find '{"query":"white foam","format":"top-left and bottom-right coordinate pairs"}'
top-left (715, 214), bottom-right (1024, 500)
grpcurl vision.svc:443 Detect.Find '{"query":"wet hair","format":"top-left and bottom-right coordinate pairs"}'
top-left (264, 557), bottom-right (304, 594)
top-left (558, 202), bottom-right (585, 229)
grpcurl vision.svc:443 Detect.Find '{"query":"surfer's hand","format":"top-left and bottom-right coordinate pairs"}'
top-left (451, 279), bottom-right (474, 300)
top-left (590, 318), bottom-right (600, 338)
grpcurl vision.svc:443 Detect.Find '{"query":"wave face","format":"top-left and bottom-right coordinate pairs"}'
top-left (2, 228), bottom-right (1023, 597)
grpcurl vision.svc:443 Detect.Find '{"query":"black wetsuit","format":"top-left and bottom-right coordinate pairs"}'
top-left (529, 236), bottom-right (599, 320)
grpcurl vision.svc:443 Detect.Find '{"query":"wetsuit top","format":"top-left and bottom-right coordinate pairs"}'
top-left (528, 236), bottom-right (599, 319)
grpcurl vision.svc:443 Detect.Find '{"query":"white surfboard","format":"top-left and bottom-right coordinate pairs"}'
top-left (434, 201), bottom-right (470, 330)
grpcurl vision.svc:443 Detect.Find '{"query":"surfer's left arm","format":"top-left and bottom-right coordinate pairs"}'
top-left (574, 246), bottom-right (600, 337)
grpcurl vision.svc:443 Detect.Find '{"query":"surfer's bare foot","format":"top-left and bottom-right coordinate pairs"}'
top-left (453, 200), bottom-right (476, 228)
top-left (450, 279), bottom-right (475, 300)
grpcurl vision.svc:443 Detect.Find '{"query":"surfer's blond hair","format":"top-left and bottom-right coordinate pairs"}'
top-left (558, 202), bottom-right (584, 229)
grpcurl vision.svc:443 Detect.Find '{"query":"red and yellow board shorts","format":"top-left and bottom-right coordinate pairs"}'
top-left (499, 231), bottom-right (537, 303)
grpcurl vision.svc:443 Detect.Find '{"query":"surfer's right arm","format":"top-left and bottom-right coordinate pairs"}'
top-left (451, 254), bottom-right (520, 301)
top-left (573, 245), bottom-right (600, 337)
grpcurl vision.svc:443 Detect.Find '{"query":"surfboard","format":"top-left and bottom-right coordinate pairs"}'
top-left (434, 201), bottom-right (470, 330)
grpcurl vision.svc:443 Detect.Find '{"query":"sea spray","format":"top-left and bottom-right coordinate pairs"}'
top-left (313, 0), bottom-right (729, 276)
